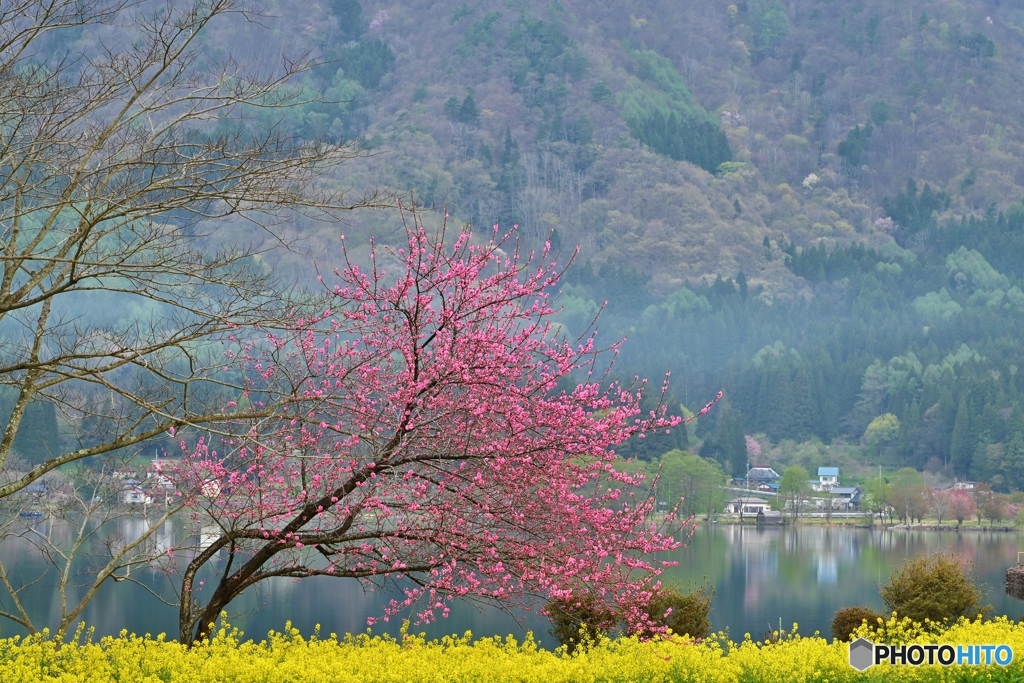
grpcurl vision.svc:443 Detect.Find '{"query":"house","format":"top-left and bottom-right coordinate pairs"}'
top-left (148, 457), bottom-right (180, 492)
top-left (25, 483), bottom-right (48, 498)
top-left (740, 467), bottom-right (781, 491)
top-left (756, 510), bottom-right (784, 525)
top-left (725, 497), bottom-right (771, 515)
top-left (813, 467), bottom-right (839, 492)
top-left (952, 480), bottom-right (978, 491)
top-left (120, 487), bottom-right (153, 505)
top-left (112, 468), bottom-right (139, 482)
top-left (828, 486), bottom-right (862, 510)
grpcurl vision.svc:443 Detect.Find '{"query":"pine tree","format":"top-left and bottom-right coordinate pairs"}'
top-left (459, 92), bottom-right (480, 126)
top-left (790, 365), bottom-right (818, 441)
top-left (949, 396), bottom-right (973, 477)
top-left (1002, 405), bottom-right (1024, 490)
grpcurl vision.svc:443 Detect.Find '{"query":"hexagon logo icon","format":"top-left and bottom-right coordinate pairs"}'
top-left (849, 637), bottom-right (875, 671)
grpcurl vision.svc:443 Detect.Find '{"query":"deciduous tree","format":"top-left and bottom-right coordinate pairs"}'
top-left (863, 414), bottom-right (900, 462)
top-left (778, 465), bottom-right (810, 521)
top-left (0, 0), bottom-right (373, 497)
top-left (658, 450), bottom-right (726, 520)
top-left (170, 220), bottom-right (720, 645)
top-left (0, 0), bottom-right (376, 636)
top-left (929, 489), bottom-right (950, 525)
top-left (948, 489), bottom-right (976, 527)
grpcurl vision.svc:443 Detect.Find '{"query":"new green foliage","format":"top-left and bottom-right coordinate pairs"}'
top-left (658, 450), bottom-right (726, 519)
top-left (620, 50), bottom-right (731, 172)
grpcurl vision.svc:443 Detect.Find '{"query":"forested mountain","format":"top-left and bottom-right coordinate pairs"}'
top-left (10, 0), bottom-right (1024, 491)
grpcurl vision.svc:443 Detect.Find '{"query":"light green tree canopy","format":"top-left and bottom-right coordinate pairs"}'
top-left (658, 450), bottom-right (727, 519)
top-left (779, 465), bottom-right (810, 496)
top-left (778, 465), bottom-right (811, 520)
top-left (864, 413), bottom-right (901, 452)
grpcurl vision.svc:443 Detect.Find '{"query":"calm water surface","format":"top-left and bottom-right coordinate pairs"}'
top-left (1, 520), bottom-right (1021, 645)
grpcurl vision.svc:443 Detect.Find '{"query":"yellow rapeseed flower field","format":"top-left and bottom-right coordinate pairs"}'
top-left (1, 616), bottom-right (1022, 682)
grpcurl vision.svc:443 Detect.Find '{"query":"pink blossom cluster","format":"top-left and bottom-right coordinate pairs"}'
top-left (745, 435), bottom-right (761, 460)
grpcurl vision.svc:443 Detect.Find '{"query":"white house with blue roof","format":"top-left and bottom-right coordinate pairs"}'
top-left (814, 467), bottom-right (840, 492)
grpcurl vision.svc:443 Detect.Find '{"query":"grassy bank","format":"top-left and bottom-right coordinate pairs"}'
top-left (2, 616), bottom-right (1024, 682)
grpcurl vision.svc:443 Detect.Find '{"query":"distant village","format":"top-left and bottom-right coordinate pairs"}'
top-left (724, 465), bottom-right (982, 525)
top-left (4, 457), bottom-right (182, 517)
top-left (5, 455), bottom-right (994, 528)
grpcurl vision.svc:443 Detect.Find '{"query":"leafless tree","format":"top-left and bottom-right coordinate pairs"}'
top-left (929, 488), bottom-right (949, 526)
top-left (0, 456), bottom-right (182, 634)
top-left (0, 0), bottom-right (378, 497)
top-left (0, 0), bottom-right (381, 633)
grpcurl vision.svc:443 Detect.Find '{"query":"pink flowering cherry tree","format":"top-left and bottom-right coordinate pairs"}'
top-left (170, 218), bottom-right (719, 645)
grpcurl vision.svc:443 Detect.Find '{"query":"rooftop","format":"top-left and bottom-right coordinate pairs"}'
top-left (831, 486), bottom-right (860, 495)
top-left (818, 467), bottom-right (839, 477)
top-left (744, 467), bottom-right (781, 481)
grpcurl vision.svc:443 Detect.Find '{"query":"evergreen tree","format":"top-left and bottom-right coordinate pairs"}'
top-left (790, 366), bottom-right (818, 441)
top-left (976, 403), bottom-right (1005, 444)
top-left (331, 0), bottom-right (366, 42)
top-left (949, 396), bottom-right (973, 477)
top-left (444, 96), bottom-right (461, 121)
top-left (459, 91), bottom-right (480, 126)
top-left (1003, 406), bottom-right (1024, 490)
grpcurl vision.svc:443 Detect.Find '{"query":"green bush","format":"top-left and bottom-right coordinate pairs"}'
top-left (634, 583), bottom-right (714, 640)
top-left (831, 606), bottom-right (881, 642)
top-left (547, 583), bottom-right (713, 652)
top-left (880, 552), bottom-right (988, 625)
top-left (545, 595), bottom-right (617, 654)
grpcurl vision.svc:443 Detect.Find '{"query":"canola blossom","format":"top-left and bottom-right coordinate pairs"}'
top-left (2, 616), bottom-right (1024, 682)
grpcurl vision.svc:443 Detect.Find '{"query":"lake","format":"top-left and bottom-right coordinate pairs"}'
top-left (1, 520), bottom-right (1021, 645)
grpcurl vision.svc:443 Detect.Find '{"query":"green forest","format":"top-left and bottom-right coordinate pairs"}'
top-left (10, 0), bottom-right (1024, 494)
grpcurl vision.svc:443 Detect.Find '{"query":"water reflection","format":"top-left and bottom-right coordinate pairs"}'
top-left (667, 524), bottom-right (1024, 639)
top-left (154, 520), bottom-right (174, 555)
top-left (0, 519), bottom-right (1021, 644)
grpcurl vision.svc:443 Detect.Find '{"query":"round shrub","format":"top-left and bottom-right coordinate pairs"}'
top-left (880, 552), bottom-right (987, 625)
top-left (831, 606), bottom-right (881, 641)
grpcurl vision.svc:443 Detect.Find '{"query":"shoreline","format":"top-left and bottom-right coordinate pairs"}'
top-left (707, 518), bottom-right (1022, 532)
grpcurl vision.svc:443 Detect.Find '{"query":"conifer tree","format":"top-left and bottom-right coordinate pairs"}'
top-left (949, 396), bottom-right (973, 477)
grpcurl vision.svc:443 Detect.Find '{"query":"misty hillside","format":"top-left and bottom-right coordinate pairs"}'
top-left (223, 0), bottom-right (1023, 490)
top-left (11, 0), bottom-right (1024, 494)
top-left (238, 0), bottom-right (1024, 292)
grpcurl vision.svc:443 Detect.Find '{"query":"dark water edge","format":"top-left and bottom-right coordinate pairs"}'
top-left (0, 523), bottom-right (1021, 646)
